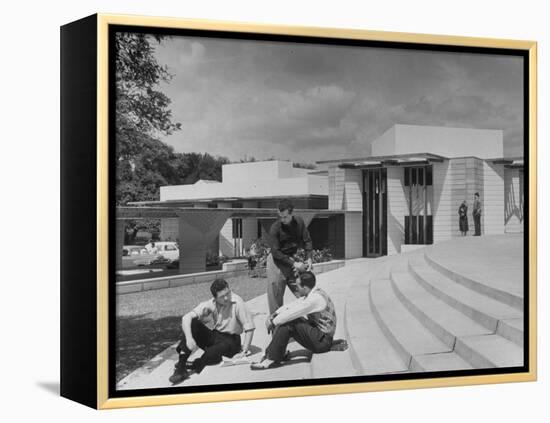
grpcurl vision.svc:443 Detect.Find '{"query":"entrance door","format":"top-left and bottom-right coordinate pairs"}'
top-left (362, 168), bottom-right (387, 257)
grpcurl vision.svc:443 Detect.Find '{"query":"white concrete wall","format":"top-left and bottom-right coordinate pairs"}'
top-left (328, 167), bottom-right (362, 211)
top-left (160, 218), bottom-right (179, 242)
top-left (222, 160), bottom-right (291, 183)
top-left (432, 161), bottom-right (453, 243)
top-left (343, 169), bottom-right (363, 211)
top-left (160, 174), bottom-right (327, 201)
top-left (329, 166), bottom-right (344, 210)
top-left (344, 212), bottom-right (363, 259)
top-left (371, 124), bottom-right (503, 159)
top-left (219, 220), bottom-right (234, 257)
top-left (386, 167), bottom-right (407, 255)
top-left (217, 202), bottom-right (233, 257)
top-left (483, 162), bottom-right (505, 235)
top-left (371, 126), bottom-right (397, 156)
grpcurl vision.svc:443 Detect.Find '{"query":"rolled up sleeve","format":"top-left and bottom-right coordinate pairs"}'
top-left (235, 298), bottom-right (255, 332)
top-left (192, 300), bottom-right (213, 320)
top-left (272, 293), bottom-right (326, 326)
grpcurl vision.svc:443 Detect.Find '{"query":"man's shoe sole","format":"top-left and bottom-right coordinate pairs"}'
top-left (169, 372), bottom-right (188, 385)
top-left (250, 361), bottom-right (281, 371)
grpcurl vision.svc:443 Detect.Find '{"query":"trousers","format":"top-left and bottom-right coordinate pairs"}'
top-left (265, 319), bottom-right (333, 362)
top-left (474, 214), bottom-right (481, 236)
top-left (266, 253), bottom-right (301, 315)
top-left (176, 319), bottom-right (241, 373)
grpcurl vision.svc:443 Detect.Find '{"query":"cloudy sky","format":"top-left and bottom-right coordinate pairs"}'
top-left (152, 34), bottom-right (524, 164)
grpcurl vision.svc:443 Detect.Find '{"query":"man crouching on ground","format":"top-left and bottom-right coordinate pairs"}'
top-left (251, 271), bottom-right (336, 370)
top-left (169, 279), bottom-right (255, 385)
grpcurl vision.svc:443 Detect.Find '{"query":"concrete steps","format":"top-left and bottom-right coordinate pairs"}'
top-left (390, 270), bottom-right (492, 348)
top-left (119, 236), bottom-right (524, 388)
top-left (344, 281), bottom-right (409, 375)
top-left (455, 334), bottom-right (523, 368)
top-left (408, 255), bottom-right (523, 346)
top-left (343, 243), bottom-right (524, 375)
top-left (368, 278), bottom-right (470, 372)
top-left (424, 249), bottom-right (523, 311)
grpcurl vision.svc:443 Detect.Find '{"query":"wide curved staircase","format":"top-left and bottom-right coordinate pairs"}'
top-left (117, 236), bottom-right (524, 390)
top-left (311, 238), bottom-right (524, 379)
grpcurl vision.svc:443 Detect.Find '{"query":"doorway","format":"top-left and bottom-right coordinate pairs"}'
top-left (362, 168), bottom-right (387, 257)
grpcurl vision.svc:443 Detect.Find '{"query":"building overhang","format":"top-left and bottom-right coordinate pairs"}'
top-left (317, 153), bottom-right (447, 169)
top-left (129, 194), bottom-right (328, 208)
top-left (117, 206), bottom-right (359, 220)
top-left (488, 157), bottom-right (524, 169)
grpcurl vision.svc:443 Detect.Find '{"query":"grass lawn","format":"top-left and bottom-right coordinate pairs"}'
top-left (116, 274), bottom-right (267, 382)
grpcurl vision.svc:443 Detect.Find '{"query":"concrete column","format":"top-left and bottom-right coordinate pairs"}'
top-left (299, 211), bottom-right (317, 228)
top-left (344, 212), bottom-right (362, 259)
top-left (432, 161), bottom-right (452, 244)
top-left (217, 202), bottom-right (234, 257)
top-left (115, 220), bottom-right (125, 271)
top-left (259, 218), bottom-right (277, 245)
top-left (178, 211), bottom-right (232, 274)
top-left (483, 161), bottom-right (504, 235)
top-left (329, 166), bottom-right (345, 210)
top-left (505, 168), bottom-right (523, 233)
top-left (387, 166), bottom-right (406, 255)
top-left (160, 218), bottom-right (178, 241)
top-left (241, 201), bottom-right (258, 254)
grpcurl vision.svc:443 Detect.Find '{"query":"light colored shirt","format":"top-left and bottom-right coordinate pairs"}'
top-left (192, 292), bottom-right (255, 335)
top-left (272, 287), bottom-right (327, 327)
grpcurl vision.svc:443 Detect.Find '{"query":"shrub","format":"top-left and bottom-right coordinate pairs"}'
top-left (293, 247), bottom-right (333, 264)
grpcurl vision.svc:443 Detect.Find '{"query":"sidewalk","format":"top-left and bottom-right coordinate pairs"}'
top-left (117, 258), bottom-right (379, 390)
top-left (117, 234), bottom-right (524, 390)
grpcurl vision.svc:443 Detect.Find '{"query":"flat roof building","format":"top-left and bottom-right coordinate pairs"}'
top-left (118, 124), bottom-right (524, 275)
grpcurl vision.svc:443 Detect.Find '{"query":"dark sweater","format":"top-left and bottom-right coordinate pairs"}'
top-left (268, 215), bottom-right (313, 276)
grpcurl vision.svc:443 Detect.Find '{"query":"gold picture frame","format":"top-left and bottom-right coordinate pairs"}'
top-left (60, 13), bottom-right (537, 409)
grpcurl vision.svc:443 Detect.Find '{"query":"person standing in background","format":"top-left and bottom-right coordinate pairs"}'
top-left (458, 200), bottom-right (469, 236)
top-left (473, 192), bottom-right (482, 236)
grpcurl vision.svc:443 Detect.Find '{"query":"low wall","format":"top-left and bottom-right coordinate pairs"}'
top-left (116, 260), bottom-right (346, 295)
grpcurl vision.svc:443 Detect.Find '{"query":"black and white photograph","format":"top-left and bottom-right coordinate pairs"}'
top-left (112, 26), bottom-right (528, 394)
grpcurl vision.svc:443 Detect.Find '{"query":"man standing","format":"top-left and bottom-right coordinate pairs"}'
top-left (473, 192), bottom-right (482, 236)
top-left (251, 271), bottom-right (336, 369)
top-left (168, 279), bottom-right (255, 385)
top-left (266, 199), bottom-right (313, 315)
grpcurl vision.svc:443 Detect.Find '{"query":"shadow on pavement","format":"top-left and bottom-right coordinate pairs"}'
top-left (116, 314), bottom-right (181, 383)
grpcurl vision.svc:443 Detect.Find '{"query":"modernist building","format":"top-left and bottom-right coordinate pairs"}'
top-left (117, 124), bottom-right (524, 275)
top-left (319, 124), bottom-right (524, 258)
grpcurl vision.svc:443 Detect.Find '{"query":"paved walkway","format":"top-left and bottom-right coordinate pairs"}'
top-left (117, 234), bottom-right (524, 390)
top-left (117, 258), bottom-right (390, 390)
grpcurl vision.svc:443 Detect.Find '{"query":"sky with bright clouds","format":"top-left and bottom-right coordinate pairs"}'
top-left (152, 34), bottom-right (524, 164)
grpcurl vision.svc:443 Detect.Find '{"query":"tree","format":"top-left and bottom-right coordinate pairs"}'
top-left (114, 34), bottom-right (233, 243)
top-left (115, 33), bottom-right (183, 242)
top-left (115, 32), bottom-right (182, 206)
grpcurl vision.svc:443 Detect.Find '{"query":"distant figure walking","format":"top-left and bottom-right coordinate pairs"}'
top-left (473, 192), bottom-right (482, 236)
top-left (458, 200), bottom-right (469, 236)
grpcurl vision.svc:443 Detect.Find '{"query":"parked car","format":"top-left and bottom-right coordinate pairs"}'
top-left (148, 241), bottom-right (179, 263)
top-left (122, 245), bottom-right (147, 256)
top-left (121, 242), bottom-right (179, 269)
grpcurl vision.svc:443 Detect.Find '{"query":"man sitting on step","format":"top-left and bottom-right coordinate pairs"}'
top-left (251, 271), bottom-right (336, 370)
top-left (169, 278), bottom-right (255, 385)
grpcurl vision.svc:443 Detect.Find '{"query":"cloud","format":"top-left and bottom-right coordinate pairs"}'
top-left (152, 35), bottom-right (524, 162)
